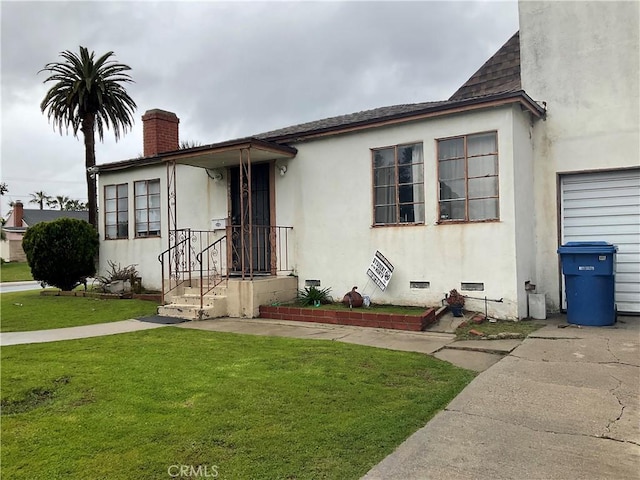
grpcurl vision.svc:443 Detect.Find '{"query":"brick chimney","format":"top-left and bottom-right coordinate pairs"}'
top-left (142, 109), bottom-right (180, 157)
top-left (13, 200), bottom-right (24, 227)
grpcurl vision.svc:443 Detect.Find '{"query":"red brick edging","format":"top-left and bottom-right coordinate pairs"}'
top-left (259, 305), bottom-right (437, 332)
top-left (39, 290), bottom-right (161, 303)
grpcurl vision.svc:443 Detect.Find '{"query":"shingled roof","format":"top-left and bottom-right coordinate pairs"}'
top-left (22, 209), bottom-right (89, 226)
top-left (449, 31), bottom-right (521, 101)
top-left (253, 100), bottom-right (447, 142)
top-left (255, 32), bottom-right (522, 140)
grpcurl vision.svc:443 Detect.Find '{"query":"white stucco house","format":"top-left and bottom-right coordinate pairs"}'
top-left (96, 1), bottom-right (639, 320)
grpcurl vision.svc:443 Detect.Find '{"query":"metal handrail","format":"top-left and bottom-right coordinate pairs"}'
top-left (158, 230), bottom-right (192, 304)
top-left (196, 236), bottom-right (227, 311)
top-left (228, 224), bottom-right (294, 276)
top-left (159, 225), bottom-right (293, 309)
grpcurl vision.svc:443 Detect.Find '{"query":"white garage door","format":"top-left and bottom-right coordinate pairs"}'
top-left (561, 169), bottom-right (640, 314)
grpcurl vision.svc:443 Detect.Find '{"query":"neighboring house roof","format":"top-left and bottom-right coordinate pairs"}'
top-left (98, 30), bottom-right (542, 173)
top-left (22, 209), bottom-right (89, 226)
top-left (449, 31), bottom-right (521, 101)
top-left (7, 209), bottom-right (89, 229)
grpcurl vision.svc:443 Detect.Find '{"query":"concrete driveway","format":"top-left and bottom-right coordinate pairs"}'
top-left (363, 317), bottom-right (640, 480)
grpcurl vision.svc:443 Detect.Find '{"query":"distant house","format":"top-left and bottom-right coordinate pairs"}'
top-left (96, 0), bottom-right (639, 320)
top-left (1, 201), bottom-right (89, 262)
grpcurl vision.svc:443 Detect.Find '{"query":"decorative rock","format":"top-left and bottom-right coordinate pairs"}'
top-left (458, 321), bottom-right (468, 329)
top-left (106, 280), bottom-right (132, 294)
top-left (471, 315), bottom-right (486, 324)
top-left (468, 329), bottom-right (484, 337)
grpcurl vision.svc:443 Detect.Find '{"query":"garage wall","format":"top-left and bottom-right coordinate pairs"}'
top-left (561, 169), bottom-right (640, 314)
top-left (519, 1), bottom-right (640, 311)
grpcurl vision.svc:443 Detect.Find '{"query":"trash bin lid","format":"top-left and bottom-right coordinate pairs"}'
top-left (557, 241), bottom-right (618, 254)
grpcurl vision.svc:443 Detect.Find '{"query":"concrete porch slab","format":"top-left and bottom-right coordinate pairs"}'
top-left (424, 311), bottom-right (468, 334)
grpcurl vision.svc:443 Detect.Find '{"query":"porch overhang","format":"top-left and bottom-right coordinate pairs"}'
top-left (167, 137), bottom-right (297, 169)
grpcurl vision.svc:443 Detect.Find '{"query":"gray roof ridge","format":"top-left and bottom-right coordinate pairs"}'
top-left (252, 99), bottom-right (449, 141)
top-left (449, 30), bottom-right (521, 101)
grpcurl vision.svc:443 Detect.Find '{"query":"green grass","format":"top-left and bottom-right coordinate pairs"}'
top-left (0, 262), bottom-right (33, 282)
top-left (1, 290), bottom-right (158, 332)
top-left (456, 319), bottom-right (544, 340)
top-left (1, 328), bottom-right (475, 480)
top-left (295, 302), bottom-right (428, 315)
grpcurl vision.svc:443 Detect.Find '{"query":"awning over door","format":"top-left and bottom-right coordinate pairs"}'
top-left (169, 138), bottom-right (297, 169)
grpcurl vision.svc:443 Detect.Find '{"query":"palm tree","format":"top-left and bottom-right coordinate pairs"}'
top-left (64, 199), bottom-right (87, 211)
top-left (51, 195), bottom-right (71, 210)
top-left (39, 46), bottom-right (137, 229)
top-left (29, 191), bottom-right (51, 210)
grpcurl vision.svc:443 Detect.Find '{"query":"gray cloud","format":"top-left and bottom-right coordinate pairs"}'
top-left (1, 0), bottom-right (518, 213)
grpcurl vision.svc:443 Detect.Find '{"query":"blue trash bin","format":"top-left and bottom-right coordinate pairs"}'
top-left (557, 241), bottom-right (617, 326)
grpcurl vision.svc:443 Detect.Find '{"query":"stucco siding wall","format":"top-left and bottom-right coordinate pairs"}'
top-left (1, 231), bottom-right (26, 262)
top-left (0, 239), bottom-right (9, 262)
top-left (98, 163), bottom-right (213, 290)
top-left (278, 107), bottom-right (525, 318)
top-left (520, 0), bottom-right (640, 311)
top-left (512, 105), bottom-right (537, 317)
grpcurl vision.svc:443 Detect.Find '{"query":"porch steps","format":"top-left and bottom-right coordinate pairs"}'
top-left (158, 284), bottom-right (228, 321)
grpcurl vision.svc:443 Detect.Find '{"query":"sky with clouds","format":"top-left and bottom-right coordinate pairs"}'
top-left (0, 0), bottom-right (519, 216)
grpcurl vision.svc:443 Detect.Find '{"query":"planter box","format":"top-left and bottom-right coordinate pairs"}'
top-left (40, 290), bottom-right (123, 299)
top-left (259, 305), bottom-right (437, 332)
top-left (39, 291), bottom-right (161, 302)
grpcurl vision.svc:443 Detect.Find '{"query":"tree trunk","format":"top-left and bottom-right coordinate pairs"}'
top-left (81, 115), bottom-right (98, 230)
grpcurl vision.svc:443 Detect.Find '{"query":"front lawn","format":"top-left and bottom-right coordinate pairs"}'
top-left (1, 290), bottom-right (158, 332)
top-left (0, 261), bottom-right (33, 282)
top-left (1, 328), bottom-right (475, 479)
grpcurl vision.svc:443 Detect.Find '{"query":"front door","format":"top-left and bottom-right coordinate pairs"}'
top-left (230, 163), bottom-right (271, 275)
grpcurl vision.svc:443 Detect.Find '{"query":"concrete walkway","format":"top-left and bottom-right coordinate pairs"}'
top-left (363, 317), bottom-right (640, 480)
top-left (177, 317), bottom-right (456, 354)
top-left (0, 319), bottom-right (168, 346)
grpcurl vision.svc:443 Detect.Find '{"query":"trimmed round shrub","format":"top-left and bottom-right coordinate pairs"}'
top-left (22, 218), bottom-right (99, 291)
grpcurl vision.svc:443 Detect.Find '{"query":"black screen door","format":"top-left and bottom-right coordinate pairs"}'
top-left (230, 163), bottom-right (271, 274)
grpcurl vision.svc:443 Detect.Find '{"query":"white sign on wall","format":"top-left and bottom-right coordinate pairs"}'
top-left (366, 250), bottom-right (394, 291)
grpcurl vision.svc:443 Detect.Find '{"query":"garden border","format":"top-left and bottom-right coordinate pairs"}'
top-left (259, 305), bottom-right (438, 331)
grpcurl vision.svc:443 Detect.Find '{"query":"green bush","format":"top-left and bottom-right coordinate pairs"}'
top-left (22, 218), bottom-right (99, 291)
top-left (297, 286), bottom-right (333, 306)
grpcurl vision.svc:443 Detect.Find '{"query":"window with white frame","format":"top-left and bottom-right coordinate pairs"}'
top-left (372, 143), bottom-right (424, 225)
top-left (104, 183), bottom-right (128, 239)
top-left (438, 132), bottom-right (499, 222)
top-left (134, 179), bottom-right (161, 237)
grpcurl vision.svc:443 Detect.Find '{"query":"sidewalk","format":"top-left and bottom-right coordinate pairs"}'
top-left (362, 317), bottom-right (640, 480)
top-left (177, 317), bottom-right (455, 354)
top-left (0, 319), bottom-right (168, 346)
